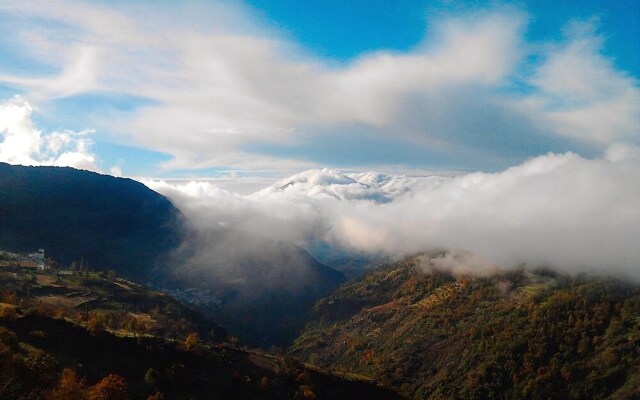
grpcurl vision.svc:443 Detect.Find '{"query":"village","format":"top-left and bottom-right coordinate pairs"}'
top-left (0, 247), bottom-right (49, 270)
top-left (0, 247), bottom-right (80, 277)
top-left (0, 246), bottom-right (218, 341)
top-left (0, 248), bottom-right (224, 309)
top-left (0, 247), bottom-right (114, 316)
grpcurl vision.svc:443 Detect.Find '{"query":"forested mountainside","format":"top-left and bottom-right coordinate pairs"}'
top-left (290, 255), bottom-right (640, 399)
top-left (0, 264), bottom-right (399, 399)
top-left (0, 162), bottom-right (183, 280)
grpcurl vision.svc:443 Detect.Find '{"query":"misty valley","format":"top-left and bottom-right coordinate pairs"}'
top-left (0, 163), bottom-right (638, 399)
top-left (1, 0), bottom-right (639, 398)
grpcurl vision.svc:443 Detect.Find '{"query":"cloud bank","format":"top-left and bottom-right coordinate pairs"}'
top-left (0, 96), bottom-right (97, 170)
top-left (146, 145), bottom-right (640, 279)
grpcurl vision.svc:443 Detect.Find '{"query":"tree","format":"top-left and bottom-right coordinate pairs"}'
top-left (0, 305), bottom-right (18, 319)
top-left (184, 332), bottom-right (200, 351)
top-left (147, 392), bottom-right (165, 400)
top-left (49, 368), bottom-right (88, 400)
top-left (260, 376), bottom-right (270, 390)
top-left (87, 313), bottom-right (105, 335)
top-left (88, 374), bottom-right (128, 400)
top-left (144, 368), bottom-right (161, 388)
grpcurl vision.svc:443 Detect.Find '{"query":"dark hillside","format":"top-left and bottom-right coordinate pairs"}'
top-left (0, 313), bottom-right (400, 399)
top-left (0, 163), bottom-right (183, 280)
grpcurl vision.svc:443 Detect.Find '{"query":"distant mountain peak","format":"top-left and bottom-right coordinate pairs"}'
top-left (255, 168), bottom-right (449, 204)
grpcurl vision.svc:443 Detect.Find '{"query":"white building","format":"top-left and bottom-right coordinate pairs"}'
top-left (28, 249), bottom-right (47, 269)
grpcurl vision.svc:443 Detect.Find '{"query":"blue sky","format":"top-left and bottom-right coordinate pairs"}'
top-left (247, 0), bottom-right (639, 74)
top-left (0, 0), bottom-right (638, 179)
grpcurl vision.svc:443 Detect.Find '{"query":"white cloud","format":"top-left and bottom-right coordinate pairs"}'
top-left (0, 96), bottom-right (41, 165)
top-left (254, 169), bottom-right (448, 203)
top-left (0, 96), bottom-right (97, 170)
top-left (146, 148), bottom-right (640, 279)
top-left (1, 3), bottom-right (636, 171)
top-left (122, 12), bottom-right (526, 170)
top-left (523, 20), bottom-right (640, 145)
top-left (1, 3), bottom-right (637, 279)
top-left (109, 165), bottom-right (122, 177)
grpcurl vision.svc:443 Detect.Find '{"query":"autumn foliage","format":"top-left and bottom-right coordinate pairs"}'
top-left (291, 257), bottom-right (640, 399)
top-left (47, 369), bottom-right (128, 400)
top-left (49, 368), bottom-right (88, 400)
top-left (88, 374), bottom-right (128, 400)
top-left (184, 332), bottom-right (200, 350)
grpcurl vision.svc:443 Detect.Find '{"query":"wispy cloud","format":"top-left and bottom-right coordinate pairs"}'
top-left (0, 2), bottom-right (637, 171)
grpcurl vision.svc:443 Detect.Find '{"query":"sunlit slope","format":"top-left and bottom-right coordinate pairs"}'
top-left (290, 255), bottom-right (640, 399)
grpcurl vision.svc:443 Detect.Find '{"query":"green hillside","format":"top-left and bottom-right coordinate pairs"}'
top-left (290, 255), bottom-right (640, 399)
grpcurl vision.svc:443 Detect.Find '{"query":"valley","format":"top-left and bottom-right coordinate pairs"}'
top-left (1, 163), bottom-right (639, 399)
top-left (0, 252), bottom-right (399, 399)
top-left (1, 1), bottom-right (638, 398)
top-left (0, 163), bottom-right (345, 348)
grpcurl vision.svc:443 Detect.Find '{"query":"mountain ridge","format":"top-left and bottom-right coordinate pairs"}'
top-left (0, 162), bottom-right (184, 280)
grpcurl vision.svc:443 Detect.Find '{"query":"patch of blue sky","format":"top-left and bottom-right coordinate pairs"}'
top-left (245, 0), bottom-right (639, 76)
top-left (523, 0), bottom-right (639, 76)
top-left (0, 84), bottom-right (25, 100)
top-left (31, 93), bottom-right (158, 136)
top-left (506, 53), bottom-right (545, 94)
top-left (156, 166), bottom-right (240, 180)
top-left (93, 141), bottom-right (172, 176)
top-left (0, 14), bottom-right (74, 74)
top-left (0, 47), bottom-right (57, 77)
top-left (94, 143), bottom-right (258, 179)
top-left (245, 0), bottom-right (428, 61)
top-left (54, 93), bottom-right (159, 114)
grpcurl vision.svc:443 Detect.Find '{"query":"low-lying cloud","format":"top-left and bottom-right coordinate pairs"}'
top-left (145, 144), bottom-right (640, 279)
